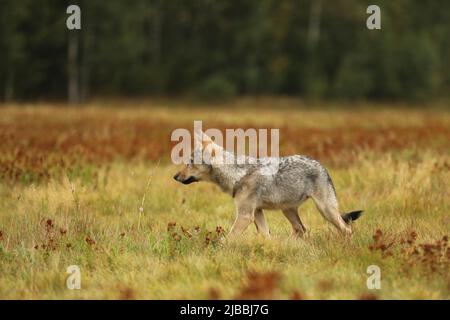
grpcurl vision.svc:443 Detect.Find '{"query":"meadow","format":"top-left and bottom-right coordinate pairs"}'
top-left (0, 98), bottom-right (449, 299)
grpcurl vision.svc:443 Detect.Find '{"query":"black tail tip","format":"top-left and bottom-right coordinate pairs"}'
top-left (342, 210), bottom-right (363, 224)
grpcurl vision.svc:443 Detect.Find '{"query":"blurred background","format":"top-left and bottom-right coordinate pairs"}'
top-left (1, 0), bottom-right (449, 104)
top-left (0, 1), bottom-right (449, 300)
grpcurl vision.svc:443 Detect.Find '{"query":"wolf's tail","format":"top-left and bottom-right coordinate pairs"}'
top-left (341, 210), bottom-right (363, 224)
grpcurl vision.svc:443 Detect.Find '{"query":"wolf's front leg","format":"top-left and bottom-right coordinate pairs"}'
top-left (254, 209), bottom-right (270, 237)
top-left (228, 200), bottom-right (256, 237)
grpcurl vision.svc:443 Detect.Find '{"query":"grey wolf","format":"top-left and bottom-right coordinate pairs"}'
top-left (173, 132), bottom-right (362, 238)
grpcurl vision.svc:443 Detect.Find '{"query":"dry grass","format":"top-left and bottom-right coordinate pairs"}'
top-left (0, 100), bottom-right (449, 299)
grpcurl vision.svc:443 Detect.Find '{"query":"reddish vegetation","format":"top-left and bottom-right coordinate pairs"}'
top-left (358, 293), bottom-right (379, 300)
top-left (166, 222), bottom-right (224, 246)
top-left (34, 218), bottom-right (69, 252)
top-left (369, 229), bottom-right (450, 276)
top-left (29, 217), bottom-right (100, 252)
top-left (207, 287), bottom-right (221, 300)
top-left (317, 279), bottom-right (334, 291)
top-left (369, 229), bottom-right (396, 258)
top-left (0, 112), bottom-right (449, 183)
top-left (281, 125), bottom-right (449, 163)
top-left (290, 290), bottom-right (306, 300)
top-left (234, 271), bottom-right (282, 300)
top-left (118, 287), bottom-right (135, 300)
top-left (85, 236), bottom-right (96, 246)
top-left (207, 270), bottom-right (308, 300)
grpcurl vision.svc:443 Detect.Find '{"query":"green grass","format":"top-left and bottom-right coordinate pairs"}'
top-left (0, 103), bottom-right (448, 299)
top-left (0, 153), bottom-right (448, 299)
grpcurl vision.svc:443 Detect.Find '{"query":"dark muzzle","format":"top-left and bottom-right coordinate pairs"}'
top-left (173, 173), bottom-right (197, 184)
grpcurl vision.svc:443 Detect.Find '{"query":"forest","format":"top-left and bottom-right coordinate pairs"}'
top-left (0, 0), bottom-right (449, 103)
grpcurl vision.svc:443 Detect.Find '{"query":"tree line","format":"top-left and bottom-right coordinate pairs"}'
top-left (0, 0), bottom-right (449, 103)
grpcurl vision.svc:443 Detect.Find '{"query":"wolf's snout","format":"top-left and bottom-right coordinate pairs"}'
top-left (173, 172), bottom-right (197, 185)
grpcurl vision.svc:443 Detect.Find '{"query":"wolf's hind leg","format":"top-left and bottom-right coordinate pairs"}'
top-left (254, 209), bottom-right (270, 237)
top-left (282, 208), bottom-right (306, 238)
top-left (311, 196), bottom-right (352, 235)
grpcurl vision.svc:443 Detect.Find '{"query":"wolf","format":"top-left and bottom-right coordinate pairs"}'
top-left (173, 132), bottom-right (362, 238)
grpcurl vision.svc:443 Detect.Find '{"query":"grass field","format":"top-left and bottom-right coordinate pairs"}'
top-left (0, 99), bottom-right (449, 299)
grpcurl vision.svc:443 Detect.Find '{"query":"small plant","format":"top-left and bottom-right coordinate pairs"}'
top-left (369, 229), bottom-right (395, 258)
top-left (369, 229), bottom-right (450, 277)
top-left (85, 236), bottom-right (96, 246)
top-left (401, 233), bottom-right (449, 276)
top-left (234, 271), bottom-right (281, 300)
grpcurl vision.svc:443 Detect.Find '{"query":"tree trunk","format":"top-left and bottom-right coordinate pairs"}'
top-left (152, 0), bottom-right (162, 66)
top-left (80, 17), bottom-right (91, 102)
top-left (67, 31), bottom-right (80, 104)
top-left (307, 0), bottom-right (322, 51)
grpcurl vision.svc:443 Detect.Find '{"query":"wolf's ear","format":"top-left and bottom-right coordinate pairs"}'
top-left (194, 130), bottom-right (203, 145)
top-left (193, 130), bottom-right (202, 151)
top-left (194, 130), bottom-right (216, 150)
top-left (194, 129), bottom-right (224, 164)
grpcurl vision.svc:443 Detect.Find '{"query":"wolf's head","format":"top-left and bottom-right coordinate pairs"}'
top-left (173, 160), bottom-right (212, 184)
top-left (173, 131), bottom-right (218, 185)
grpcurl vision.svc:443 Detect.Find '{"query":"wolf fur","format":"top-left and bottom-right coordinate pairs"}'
top-left (173, 132), bottom-right (362, 238)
